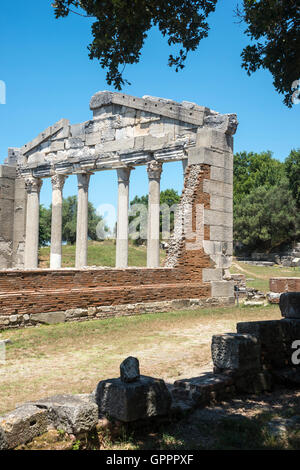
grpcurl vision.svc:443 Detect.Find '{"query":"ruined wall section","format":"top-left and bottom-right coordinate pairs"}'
top-left (0, 166), bottom-right (16, 268)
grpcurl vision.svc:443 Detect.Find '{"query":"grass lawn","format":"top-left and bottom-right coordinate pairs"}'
top-left (39, 240), bottom-right (166, 268)
top-left (230, 260), bottom-right (300, 293)
top-left (0, 304), bottom-right (280, 416)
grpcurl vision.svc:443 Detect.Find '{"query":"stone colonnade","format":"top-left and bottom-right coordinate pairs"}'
top-left (23, 160), bottom-right (186, 270)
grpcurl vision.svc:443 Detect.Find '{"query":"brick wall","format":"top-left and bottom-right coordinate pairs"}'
top-left (269, 278), bottom-right (300, 293)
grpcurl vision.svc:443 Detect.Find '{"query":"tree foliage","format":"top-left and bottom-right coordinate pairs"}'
top-left (53, 0), bottom-right (299, 106)
top-left (39, 196), bottom-right (103, 246)
top-left (52, 0), bottom-right (218, 89)
top-left (234, 182), bottom-right (300, 252)
top-left (233, 150), bottom-right (285, 203)
top-left (234, 150), bottom-right (300, 252)
top-left (240, 0), bottom-right (300, 107)
top-left (39, 205), bottom-right (52, 247)
top-left (285, 148), bottom-right (300, 207)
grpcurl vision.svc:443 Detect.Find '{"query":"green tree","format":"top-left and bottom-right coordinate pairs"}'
top-left (39, 205), bottom-right (52, 246)
top-left (285, 148), bottom-right (300, 208)
top-left (233, 151), bottom-right (285, 203)
top-left (239, 0), bottom-right (300, 107)
top-left (53, 1), bottom-right (299, 106)
top-left (234, 182), bottom-right (300, 252)
top-left (62, 196), bottom-right (103, 244)
top-left (39, 196), bottom-right (104, 246)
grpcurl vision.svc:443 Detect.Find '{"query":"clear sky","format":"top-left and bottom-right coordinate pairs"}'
top-left (1, 0), bottom-right (299, 222)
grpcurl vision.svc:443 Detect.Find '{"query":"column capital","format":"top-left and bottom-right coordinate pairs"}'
top-left (117, 167), bottom-right (131, 184)
top-left (51, 173), bottom-right (67, 191)
top-left (24, 176), bottom-right (43, 194)
top-left (77, 173), bottom-right (90, 191)
top-left (147, 160), bottom-right (163, 180)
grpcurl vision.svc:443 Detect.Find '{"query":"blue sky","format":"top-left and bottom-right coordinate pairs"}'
top-left (1, 0), bottom-right (299, 221)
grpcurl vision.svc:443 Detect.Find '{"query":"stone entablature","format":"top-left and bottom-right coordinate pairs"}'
top-left (6, 91), bottom-right (237, 178)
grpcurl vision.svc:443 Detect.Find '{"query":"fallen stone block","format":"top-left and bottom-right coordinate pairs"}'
top-left (96, 376), bottom-right (172, 423)
top-left (32, 394), bottom-right (98, 435)
top-left (120, 356), bottom-right (140, 383)
top-left (211, 333), bottom-right (261, 373)
top-left (173, 372), bottom-right (235, 407)
top-left (0, 404), bottom-right (49, 450)
top-left (279, 292), bottom-right (300, 319)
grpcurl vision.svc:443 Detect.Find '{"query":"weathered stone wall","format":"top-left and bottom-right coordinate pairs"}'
top-left (0, 166), bottom-right (16, 269)
top-left (0, 165), bottom-right (27, 270)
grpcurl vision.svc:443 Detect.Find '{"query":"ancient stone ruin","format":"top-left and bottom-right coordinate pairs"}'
top-left (0, 91), bottom-right (237, 329)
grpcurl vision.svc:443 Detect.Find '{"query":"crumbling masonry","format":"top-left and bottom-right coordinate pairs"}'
top-left (0, 92), bottom-right (238, 328)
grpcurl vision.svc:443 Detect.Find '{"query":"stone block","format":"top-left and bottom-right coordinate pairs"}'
top-left (96, 375), bottom-right (172, 422)
top-left (210, 195), bottom-right (233, 213)
top-left (30, 312), bottom-right (66, 325)
top-left (211, 333), bottom-right (261, 372)
top-left (210, 225), bottom-right (232, 242)
top-left (279, 292), bottom-right (300, 319)
top-left (195, 128), bottom-right (233, 152)
top-left (32, 394), bottom-right (98, 435)
top-left (0, 404), bottom-right (49, 450)
top-left (65, 137), bottom-right (85, 149)
top-left (0, 165), bottom-right (16, 179)
top-left (85, 133), bottom-right (102, 146)
top-left (188, 147), bottom-right (233, 170)
top-left (203, 180), bottom-right (232, 199)
top-left (211, 281), bottom-right (234, 298)
top-left (120, 357), bottom-right (140, 383)
top-left (202, 268), bottom-right (223, 282)
top-left (210, 166), bottom-right (233, 184)
top-left (204, 209), bottom-right (233, 227)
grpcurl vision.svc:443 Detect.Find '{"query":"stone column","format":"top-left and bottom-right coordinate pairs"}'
top-left (75, 173), bottom-right (90, 268)
top-left (147, 161), bottom-right (163, 268)
top-left (24, 176), bottom-right (43, 269)
top-left (50, 174), bottom-right (66, 269)
top-left (116, 168), bottom-right (131, 268)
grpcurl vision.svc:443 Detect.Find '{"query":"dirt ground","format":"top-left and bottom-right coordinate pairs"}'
top-left (0, 304), bottom-right (280, 415)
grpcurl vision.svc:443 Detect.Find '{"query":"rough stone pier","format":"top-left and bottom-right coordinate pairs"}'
top-left (0, 91), bottom-right (238, 328)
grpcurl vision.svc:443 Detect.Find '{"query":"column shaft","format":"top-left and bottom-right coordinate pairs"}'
top-left (116, 168), bottom-right (131, 268)
top-left (147, 161), bottom-right (162, 268)
top-left (75, 173), bottom-right (90, 268)
top-left (50, 174), bottom-right (66, 269)
top-left (24, 176), bottom-right (42, 269)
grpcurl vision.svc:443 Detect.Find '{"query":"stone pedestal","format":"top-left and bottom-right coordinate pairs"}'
top-left (50, 174), bottom-right (66, 269)
top-left (75, 173), bottom-right (90, 268)
top-left (24, 176), bottom-right (42, 269)
top-left (147, 161), bottom-right (162, 268)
